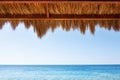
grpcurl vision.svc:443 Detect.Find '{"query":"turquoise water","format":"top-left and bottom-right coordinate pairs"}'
top-left (0, 65), bottom-right (120, 80)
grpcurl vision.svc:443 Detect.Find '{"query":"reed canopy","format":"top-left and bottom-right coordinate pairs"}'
top-left (0, 0), bottom-right (120, 38)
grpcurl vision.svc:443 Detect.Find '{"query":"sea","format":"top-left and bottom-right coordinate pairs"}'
top-left (0, 65), bottom-right (120, 80)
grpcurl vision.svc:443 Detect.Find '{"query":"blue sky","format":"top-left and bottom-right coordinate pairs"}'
top-left (0, 22), bottom-right (120, 65)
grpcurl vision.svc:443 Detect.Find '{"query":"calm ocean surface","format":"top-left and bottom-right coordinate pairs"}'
top-left (0, 65), bottom-right (120, 80)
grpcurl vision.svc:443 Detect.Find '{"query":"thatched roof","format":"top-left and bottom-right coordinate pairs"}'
top-left (0, 1), bottom-right (120, 19)
top-left (0, 1), bottom-right (120, 38)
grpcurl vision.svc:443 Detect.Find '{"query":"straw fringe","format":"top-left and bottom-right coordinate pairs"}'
top-left (0, 20), bottom-right (120, 38)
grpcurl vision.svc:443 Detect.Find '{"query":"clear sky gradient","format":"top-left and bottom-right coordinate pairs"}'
top-left (0, 22), bottom-right (120, 65)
